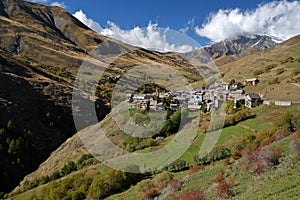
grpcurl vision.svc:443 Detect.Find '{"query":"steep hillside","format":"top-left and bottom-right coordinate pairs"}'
top-left (0, 0), bottom-right (202, 79)
top-left (9, 103), bottom-right (300, 199)
top-left (0, 0), bottom-right (203, 194)
top-left (0, 49), bottom-right (76, 193)
top-left (0, 0), bottom-right (108, 68)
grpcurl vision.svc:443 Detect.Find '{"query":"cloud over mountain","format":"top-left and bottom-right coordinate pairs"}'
top-left (73, 10), bottom-right (102, 33)
top-left (195, 1), bottom-right (300, 42)
top-left (73, 10), bottom-right (194, 53)
top-left (50, 1), bottom-right (66, 8)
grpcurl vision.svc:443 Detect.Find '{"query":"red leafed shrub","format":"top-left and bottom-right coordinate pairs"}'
top-left (137, 188), bottom-right (160, 200)
top-left (260, 131), bottom-right (293, 147)
top-left (214, 171), bottom-right (224, 183)
top-left (230, 151), bottom-right (242, 160)
top-left (166, 194), bottom-right (179, 200)
top-left (216, 177), bottom-right (234, 199)
top-left (223, 158), bottom-right (230, 166)
top-left (170, 179), bottom-right (183, 190)
top-left (181, 190), bottom-right (204, 200)
top-left (290, 132), bottom-right (300, 155)
top-left (258, 148), bottom-right (282, 167)
top-left (242, 148), bottom-right (282, 174)
top-left (251, 160), bottom-right (266, 175)
top-left (275, 131), bottom-right (293, 141)
top-left (213, 171), bottom-right (234, 199)
top-left (189, 165), bottom-right (205, 174)
top-left (264, 115), bottom-right (272, 120)
top-left (146, 188), bottom-right (160, 199)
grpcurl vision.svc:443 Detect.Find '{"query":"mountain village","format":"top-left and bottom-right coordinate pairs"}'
top-left (127, 78), bottom-right (291, 112)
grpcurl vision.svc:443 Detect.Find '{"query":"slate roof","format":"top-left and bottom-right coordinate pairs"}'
top-left (247, 93), bottom-right (260, 99)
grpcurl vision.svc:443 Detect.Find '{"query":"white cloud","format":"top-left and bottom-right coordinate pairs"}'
top-left (73, 10), bottom-right (102, 33)
top-left (73, 10), bottom-right (194, 53)
top-left (179, 17), bottom-right (196, 34)
top-left (179, 27), bottom-right (189, 34)
top-left (195, 1), bottom-right (300, 42)
top-left (100, 22), bottom-right (194, 53)
top-left (50, 1), bottom-right (66, 9)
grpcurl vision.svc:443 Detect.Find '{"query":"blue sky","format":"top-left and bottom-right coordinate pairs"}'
top-left (28, 0), bottom-right (300, 52)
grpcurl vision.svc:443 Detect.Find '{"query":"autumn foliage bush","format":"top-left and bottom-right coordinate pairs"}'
top-left (181, 190), bottom-right (204, 200)
top-left (259, 131), bottom-right (293, 147)
top-left (290, 132), bottom-right (300, 155)
top-left (153, 171), bottom-right (173, 188)
top-left (189, 165), bottom-right (205, 175)
top-left (213, 171), bottom-right (234, 199)
top-left (137, 188), bottom-right (160, 200)
top-left (216, 178), bottom-right (234, 199)
top-left (169, 179), bottom-right (183, 190)
top-left (137, 179), bottom-right (155, 192)
top-left (242, 148), bottom-right (282, 175)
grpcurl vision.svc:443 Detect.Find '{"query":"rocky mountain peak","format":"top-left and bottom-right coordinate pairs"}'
top-left (205, 34), bottom-right (277, 59)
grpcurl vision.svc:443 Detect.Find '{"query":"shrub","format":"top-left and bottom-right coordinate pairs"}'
top-left (61, 161), bottom-right (77, 176)
top-left (6, 120), bottom-right (13, 129)
top-left (292, 68), bottom-right (300, 76)
top-left (137, 188), bottom-right (160, 200)
top-left (254, 129), bottom-right (275, 147)
top-left (214, 171), bottom-right (234, 199)
top-left (160, 110), bottom-right (182, 137)
top-left (153, 171), bottom-right (173, 187)
top-left (169, 179), bottom-right (183, 190)
top-left (258, 148), bottom-right (282, 167)
top-left (224, 109), bottom-right (254, 127)
top-left (189, 165), bottom-right (204, 175)
top-left (50, 171), bottom-right (61, 180)
top-left (137, 179), bottom-right (155, 192)
top-left (275, 112), bottom-right (300, 131)
top-left (146, 188), bottom-right (160, 199)
top-left (216, 178), bottom-right (234, 199)
top-left (264, 64), bottom-right (277, 72)
top-left (229, 79), bottom-right (236, 85)
top-left (268, 77), bottom-right (280, 85)
top-left (214, 170), bottom-right (224, 183)
top-left (260, 131), bottom-right (293, 147)
top-left (253, 69), bottom-right (264, 76)
top-left (181, 190), bottom-right (204, 200)
top-left (276, 68), bottom-right (285, 75)
top-left (88, 169), bottom-right (138, 199)
top-left (230, 151), bottom-right (242, 160)
top-left (39, 176), bottom-right (50, 185)
top-left (290, 132), bottom-right (300, 155)
top-left (194, 144), bottom-right (234, 165)
top-left (281, 56), bottom-right (294, 64)
top-left (71, 191), bottom-right (85, 200)
top-left (168, 159), bottom-right (187, 171)
top-left (223, 158), bottom-right (230, 166)
top-left (209, 145), bottom-right (232, 162)
top-left (76, 154), bottom-right (99, 169)
top-left (242, 148), bottom-right (282, 174)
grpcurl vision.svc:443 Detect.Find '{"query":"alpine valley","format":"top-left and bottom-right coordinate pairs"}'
top-left (0, 0), bottom-right (299, 199)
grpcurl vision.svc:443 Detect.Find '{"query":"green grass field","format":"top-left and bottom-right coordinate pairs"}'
top-left (239, 118), bottom-right (273, 131)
